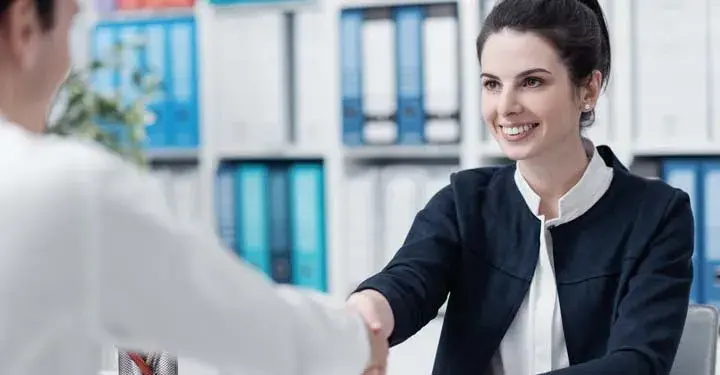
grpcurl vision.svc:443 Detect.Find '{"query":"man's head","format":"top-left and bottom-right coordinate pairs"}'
top-left (0, 0), bottom-right (78, 130)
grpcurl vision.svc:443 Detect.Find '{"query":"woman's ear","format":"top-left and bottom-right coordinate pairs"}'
top-left (580, 70), bottom-right (603, 111)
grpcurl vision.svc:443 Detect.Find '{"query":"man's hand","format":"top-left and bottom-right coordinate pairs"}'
top-left (347, 289), bottom-right (395, 374)
top-left (362, 323), bottom-right (388, 375)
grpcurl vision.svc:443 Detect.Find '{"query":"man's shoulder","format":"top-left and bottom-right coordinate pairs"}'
top-left (2, 128), bottom-right (127, 197)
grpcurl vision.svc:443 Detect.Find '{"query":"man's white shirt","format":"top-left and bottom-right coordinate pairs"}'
top-left (0, 120), bottom-right (370, 375)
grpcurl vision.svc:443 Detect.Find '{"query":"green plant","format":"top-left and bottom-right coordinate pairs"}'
top-left (48, 39), bottom-right (162, 166)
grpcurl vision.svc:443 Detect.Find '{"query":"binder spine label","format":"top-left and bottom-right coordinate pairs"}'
top-left (144, 22), bottom-right (169, 148)
top-left (340, 10), bottom-right (364, 146)
top-left (215, 164), bottom-right (236, 251)
top-left (236, 164), bottom-right (271, 276)
top-left (422, 4), bottom-right (460, 144)
top-left (168, 18), bottom-right (198, 147)
top-left (662, 160), bottom-right (703, 304)
top-left (91, 24), bottom-right (120, 137)
top-left (702, 162), bottom-right (720, 308)
top-left (395, 6), bottom-right (425, 145)
top-left (268, 165), bottom-right (293, 284)
top-left (290, 163), bottom-right (327, 292)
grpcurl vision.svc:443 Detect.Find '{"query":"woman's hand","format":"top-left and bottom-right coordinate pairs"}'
top-left (347, 289), bottom-right (395, 340)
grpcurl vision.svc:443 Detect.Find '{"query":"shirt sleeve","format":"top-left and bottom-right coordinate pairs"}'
top-left (84, 156), bottom-right (370, 375)
top-left (542, 189), bottom-right (694, 375)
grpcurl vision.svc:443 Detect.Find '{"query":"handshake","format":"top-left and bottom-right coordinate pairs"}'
top-left (347, 290), bottom-right (395, 375)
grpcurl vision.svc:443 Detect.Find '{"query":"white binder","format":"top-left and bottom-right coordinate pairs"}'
top-left (344, 167), bottom-right (381, 294)
top-left (294, 10), bottom-right (334, 149)
top-left (711, 0), bottom-right (720, 141)
top-left (634, 0), bottom-right (709, 144)
top-left (379, 166), bottom-right (427, 266)
top-left (212, 12), bottom-right (289, 151)
top-left (422, 7), bottom-right (460, 144)
top-left (362, 12), bottom-right (398, 144)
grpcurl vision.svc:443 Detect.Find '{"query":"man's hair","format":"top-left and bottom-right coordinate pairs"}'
top-left (0, 0), bottom-right (55, 30)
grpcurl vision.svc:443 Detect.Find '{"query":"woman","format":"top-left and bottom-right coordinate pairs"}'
top-left (347, 0), bottom-right (693, 374)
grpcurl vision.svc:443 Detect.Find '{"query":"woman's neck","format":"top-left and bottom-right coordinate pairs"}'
top-left (516, 136), bottom-right (590, 218)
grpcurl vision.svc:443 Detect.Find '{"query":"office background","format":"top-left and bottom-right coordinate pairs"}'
top-left (66, 0), bottom-right (720, 373)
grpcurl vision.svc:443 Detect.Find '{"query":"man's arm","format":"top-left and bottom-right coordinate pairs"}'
top-left (84, 156), bottom-right (377, 375)
top-left (543, 190), bottom-right (694, 375)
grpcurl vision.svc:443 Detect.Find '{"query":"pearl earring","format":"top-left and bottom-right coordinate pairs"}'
top-left (584, 103), bottom-right (592, 111)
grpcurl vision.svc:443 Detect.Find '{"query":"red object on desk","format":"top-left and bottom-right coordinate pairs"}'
top-left (128, 352), bottom-right (154, 375)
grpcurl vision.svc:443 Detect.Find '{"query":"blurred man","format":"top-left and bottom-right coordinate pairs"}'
top-left (0, 0), bottom-right (388, 373)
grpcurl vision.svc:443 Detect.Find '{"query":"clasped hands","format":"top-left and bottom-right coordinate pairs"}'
top-left (347, 290), bottom-right (395, 375)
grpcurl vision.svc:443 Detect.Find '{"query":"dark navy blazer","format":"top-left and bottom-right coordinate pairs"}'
top-left (355, 146), bottom-right (694, 375)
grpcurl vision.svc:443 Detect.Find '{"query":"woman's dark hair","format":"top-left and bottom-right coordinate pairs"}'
top-left (477, 0), bottom-right (611, 127)
top-left (0, 0), bottom-right (55, 31)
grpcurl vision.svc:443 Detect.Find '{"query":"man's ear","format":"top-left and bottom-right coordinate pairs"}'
top-left (0, 0), bottom-right (40, 69)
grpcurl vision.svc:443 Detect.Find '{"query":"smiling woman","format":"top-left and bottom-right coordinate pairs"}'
top-left (347, 0), bottom-right (694, 374)
top-left (476, 0), bottom-right (610, 167)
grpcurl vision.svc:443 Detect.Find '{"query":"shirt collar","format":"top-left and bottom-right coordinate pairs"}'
top-left (514, 138), bottom-right (614, 225)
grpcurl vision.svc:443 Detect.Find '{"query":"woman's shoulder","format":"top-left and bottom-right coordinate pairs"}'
top-left (447, 164), bottom-right (516, 198)
top-left (612, 167), bottom-right (690, 215)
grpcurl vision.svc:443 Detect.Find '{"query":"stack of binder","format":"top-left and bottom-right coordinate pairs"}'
top-left (95, 0), bottom-right (194, 14)
top-left (340, 3), bottom-right (461, 147)
top-left (215, 160), bottom-right (328, 292)
top-left (90, 16), bottom-right (200, 150)
top-left (342, 163), bottom-right (457, 295)
top-left (661, 159), bottom-right (720, 308)
top-left (210, 12), bottom-right (293, 152)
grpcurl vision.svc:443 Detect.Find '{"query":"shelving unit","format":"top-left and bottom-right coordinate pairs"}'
top-left (69, 0), bottom-right (720, 373)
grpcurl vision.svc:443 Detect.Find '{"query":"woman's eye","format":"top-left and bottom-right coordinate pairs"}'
top-left (523, 77), bottom-right (542, 88)
top-left (484, 80), bottom-right (500, 90)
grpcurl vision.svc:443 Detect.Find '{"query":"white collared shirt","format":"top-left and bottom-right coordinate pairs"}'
top-left (0, 119), bottom-right (371, 375)
top-left (490, 140), bottom-right (614, 374)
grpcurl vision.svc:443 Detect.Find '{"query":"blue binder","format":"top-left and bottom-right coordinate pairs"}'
top-left (215, 163), bottom-right (236, 251)
top-left (662, 159), bottom-right (704, 304)
top-left (289, 162), bottom-right (327, 292)
top-left (142, 21), bottom-right (170, 149)
top-left (701, 160), bottom-right (720, 309)
top-left (340, 9), bottom-right (364, 146)
top-left (117, 23), bottom-right (143, 147)
top-left (208, 0), bottom-right (314, 6)
top-left (166, 17), bottom-right (199, 148)
top-left (268, 164), bottom-right (293, 284)
top-left (234, 164), bottom-right (272, 276)
top-left (91, 23), bottom-right (121, 142)
top-left (394, 6), bottom-right (425, 145)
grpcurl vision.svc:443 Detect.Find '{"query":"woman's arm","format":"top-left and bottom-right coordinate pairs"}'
top-left (544, 189), bottom-right (694, 375)
top-left (351, 185), bottom-right (462, 346)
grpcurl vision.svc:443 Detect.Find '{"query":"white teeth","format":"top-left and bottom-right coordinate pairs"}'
top-left (501, 123), bottom-right (536, 135)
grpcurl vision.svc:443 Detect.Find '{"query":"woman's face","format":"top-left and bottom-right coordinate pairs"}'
top-left (480, 29), bottom-right (595, 161)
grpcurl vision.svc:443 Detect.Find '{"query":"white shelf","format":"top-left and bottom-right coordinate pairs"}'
top-left (214, 146), bottom-right (327, 161)
top-left (343, 144), bottom-right (460, 160)
top-left (146, 148), bottom-right (200, 162)
top-left (633, 140), bottom-right (720, 157)
top-left (96, 6), bottom-right (195, 21)
top-left (341, 0), bottom-right (457, 8)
